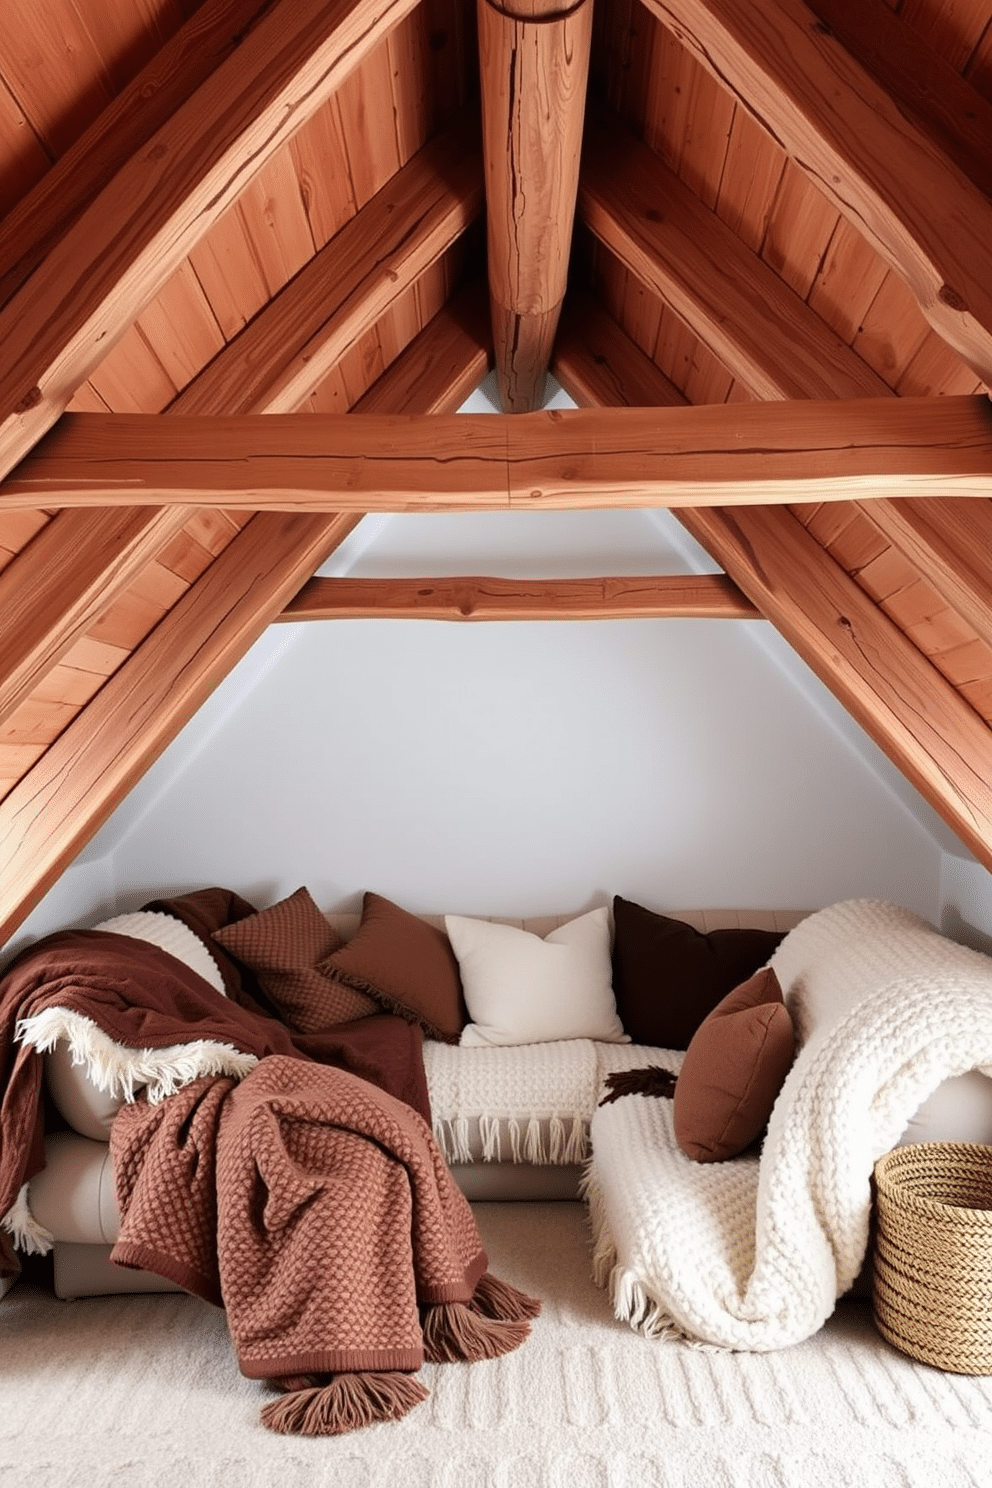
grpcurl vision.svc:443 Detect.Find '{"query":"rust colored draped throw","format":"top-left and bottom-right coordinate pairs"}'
top-left (110, 1055), bottom-right (539, 1435)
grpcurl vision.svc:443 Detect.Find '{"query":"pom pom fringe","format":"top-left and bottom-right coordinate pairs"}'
top-left (260, 1371), bottom-right (429, 1435)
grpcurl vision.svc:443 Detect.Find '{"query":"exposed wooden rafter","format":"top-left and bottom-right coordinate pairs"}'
top-left (8, 398), bottom-right (992, 511)
top-left (350, 280), bottom-right (494, 417)
top-left (640, 0), bottom-right (992, 389)
top-left (579, 106), bottom-right (890, 401)
top-left (0, 511), bottom-right (363, 943)
top-left (679, 502), bottom-right (992, 869)
top-left (0, 507), bottom-right (189, 729)
top-left (0, 274), bottom-right (496, 944)
top-left (280, 573), bottom-right (760, 621)
top-left (861, 498), bottom-right (992, 655)
top-left (0, 0), bottom-right (421, 484)
top-left (0, 0), bottom-right (277, 314)
top-left (0, 112), bottom-right (482, 755)
top-left (808, 0), bottom-right (992, 203)
top-left (170, 112), bottom-right (484, 417)
top-left (478, 0), bottom-right (593, 410)
top-left (553, 303), bottom-right (992, 872)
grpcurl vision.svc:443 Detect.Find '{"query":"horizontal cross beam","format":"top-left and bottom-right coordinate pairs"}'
top-left (7, 397), bottom-right (992, 511)
top-left (278, 573), bottom-right (760, 621)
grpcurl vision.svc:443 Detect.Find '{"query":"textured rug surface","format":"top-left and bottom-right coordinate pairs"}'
top-left (3, 1202), bottom-right (992, 1487)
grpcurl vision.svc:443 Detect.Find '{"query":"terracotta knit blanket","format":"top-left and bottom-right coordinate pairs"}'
top-left (110, 1054), bottom-right (539, 1434)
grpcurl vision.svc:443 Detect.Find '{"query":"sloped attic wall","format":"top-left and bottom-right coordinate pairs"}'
top-left (12, 494), bottom-right (955, 956)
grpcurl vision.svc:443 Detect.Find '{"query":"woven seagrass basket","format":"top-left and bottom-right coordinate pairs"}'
top-left (872, 1142), bottom-right (992, 1374)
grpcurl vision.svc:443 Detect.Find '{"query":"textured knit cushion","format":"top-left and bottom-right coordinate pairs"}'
top-left (447, 907), bottom-right (626, 1047)
top-left (611, 896), bottom-right (785, 1049)
top-left (673, 966), bottom-right (794, 1162)
top-left (213, 887), bottom-right (379, 1033)
top-left (319, 891), bottom-right (466, 1043)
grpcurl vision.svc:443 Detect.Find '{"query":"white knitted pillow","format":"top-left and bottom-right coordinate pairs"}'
top-left (446, 907), bottom-right (627, 1047)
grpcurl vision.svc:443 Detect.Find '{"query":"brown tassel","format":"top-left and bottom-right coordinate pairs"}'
top-left (470, 1271), bottom-right (542, 1322)
top-left (599, 1066), bottom-right (678, 1105)
top-left (260, 1372), bottom-right (429, 1436)
top-left (421, 1299), bottom-right (532, 1363)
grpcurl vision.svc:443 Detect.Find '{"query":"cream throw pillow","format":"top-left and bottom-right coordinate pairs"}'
top-left (446, 907), bottom-right (627, 1046)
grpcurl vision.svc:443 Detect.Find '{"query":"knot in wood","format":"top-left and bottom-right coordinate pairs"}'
top-left (938, 284), bottom-right (968, 312)
top-left (15, 385), bottom-right (43, 413)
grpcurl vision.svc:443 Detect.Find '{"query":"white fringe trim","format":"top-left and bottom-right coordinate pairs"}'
top-left (8, 1008), bottom-right (259, 1258)
top-left (2, 1184), bottom-right (54, 1257)
top-left (16, 1006), bottom-right (259, 1106)
top-left (579, 1157), bottom-right (689, 1343)
top-left (432, 1110), bottom-right (590, 1166)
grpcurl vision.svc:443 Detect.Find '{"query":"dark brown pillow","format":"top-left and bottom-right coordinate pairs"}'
top-left (673, 966), bottom-right (794, 1162)
top-left (611, 896), bottom-right (785, 1048)
top-left (319, 891), bottom-right (466, 1043)
top-left (212, 887), bottom-right (379, 1033)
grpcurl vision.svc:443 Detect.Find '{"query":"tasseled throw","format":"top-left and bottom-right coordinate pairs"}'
top-left (599, 1066), bottom-right (678, 1105)
top-left (260, 1372), bottom-right (429, 1436)
top-left (470, 1270), bottom-right (542, 1323)
top-left (420, 1300), bottom-right (532, 1364)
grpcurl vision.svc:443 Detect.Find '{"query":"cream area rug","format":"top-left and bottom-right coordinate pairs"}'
top-left (3, 1202), bottom-right (992, 1488)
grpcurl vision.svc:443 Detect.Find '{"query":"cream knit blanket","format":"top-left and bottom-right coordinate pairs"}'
top-left (586, 899), bottom-right (992, 1351)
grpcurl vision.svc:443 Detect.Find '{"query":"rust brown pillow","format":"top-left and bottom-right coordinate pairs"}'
top-left (319, 891), bottom-right (466, 1043)
top-left (673, 966), bottom-right (795, 1163)
top-left (611, 896), bottom-right (785, 1048)
top-left (212, 886), bottom-right (379, 1033)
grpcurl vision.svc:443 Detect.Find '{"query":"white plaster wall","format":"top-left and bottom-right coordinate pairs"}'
top-left (10, 503), bottom-right (955, 953)
top-left (97, 612), bottom-right (943, 923)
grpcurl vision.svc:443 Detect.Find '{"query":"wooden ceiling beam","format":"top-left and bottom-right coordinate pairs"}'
top-left (0, 511), bottom-right (362, 945)
top-left (640, 0), bottom-right (992, 389)
top-left (553, 304), bottom-right (992, 871)
top-left (478, 0), bottom-right (593, 412)
top-left (0, 110), bottom-right (483, 743)
top-left (579, 106), bottom-right (889, 401)
top-left (0, 0), bottom-right (276, 315)
top-left (279, 573), bottom-right (760, 621)
top-left (8, 398), bottom-right (992, 512)
top-left (0, 0), bottom-right (421, 486)
top-left (553, 291), bottom-right (689, 411)
top-left (679, 502), bottom-right (992, 869)
top-left (860, 498), bottom-right (992, 655)
top-left (351, 279), bottom-right (493, 417)
top-left (807, 0), bottom-right (992, 203)
top-left (0, 507), bottom-right (189, 730)
top-left (0, 287), bottom-right (497, 944)
top-left (171, 112), bottom-right (484, 416)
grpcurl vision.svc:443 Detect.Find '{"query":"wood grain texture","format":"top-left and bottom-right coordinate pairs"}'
top-left (479, 0), bottom-right (592, 409)
top-left (278, 572), bottom-right (761, 621)
top-left (555, 298), bottom-right (992, 869)
top-left (809, 0), bottom-right (992, 203)
top-left (679, 501), bottom-right (992, 866)
top-left (580, 107), bottom-right (891, 401)
top-left (0, 506), bottom-right (188, 727)
top-left (552, 292), bottom-right (689, 409)
top-left (352, 279), bottom-right (493, 415)
top-left (0, 212), bottom-right (497, 939)
top-left (171, 112), bottom-right (483, 416)
top-left (0, 510), bottom-right (362, 941)
top-left (0, 0), bottom-right (274, 314)
top-left (640, 0), bottom-right (992, 388)
top-left (862, 497), bottom-right (992, 653)
top-left (0, 0), bottom-right (422, 485)
top-left (11, 398), bottom-right (992, 511)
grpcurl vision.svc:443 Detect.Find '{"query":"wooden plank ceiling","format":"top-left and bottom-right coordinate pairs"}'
top-left (1, 0), bottom-right (991, 942)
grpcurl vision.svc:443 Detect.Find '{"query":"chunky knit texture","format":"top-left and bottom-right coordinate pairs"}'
top-left (110, 1055), bottom-right (537, 1432)
top-left (586, 899), bottom-right (992, 1351)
